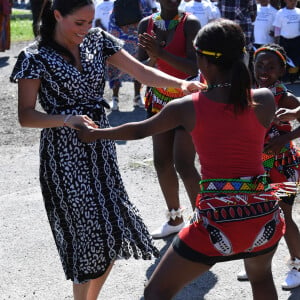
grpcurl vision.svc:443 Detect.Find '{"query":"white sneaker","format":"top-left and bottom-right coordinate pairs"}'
top-left (282, 269), bottom-right (300, 290)
top-left (237, 270), bottom-right (249, 281)
top-left (133, 95), bottom-right (144, 108)
top-left (111, 96), bottom-right (119, 111)
top-left (151, 221), bottom-right (185, 239)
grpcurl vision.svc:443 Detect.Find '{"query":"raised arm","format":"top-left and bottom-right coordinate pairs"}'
top-left (107, 49), bottom-right (204, 94)
top-left (138, 14), bottom-right (200, 76)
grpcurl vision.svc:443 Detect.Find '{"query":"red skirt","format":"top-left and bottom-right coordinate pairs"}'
top-left (173, 176), bottom-right (285, 265)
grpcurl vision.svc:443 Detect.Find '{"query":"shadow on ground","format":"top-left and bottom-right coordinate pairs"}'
top-left (138, 235), bottom-right (218, 300)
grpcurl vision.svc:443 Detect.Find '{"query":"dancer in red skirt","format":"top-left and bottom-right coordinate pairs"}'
top-left (78, 19), bottom-right (287, 299)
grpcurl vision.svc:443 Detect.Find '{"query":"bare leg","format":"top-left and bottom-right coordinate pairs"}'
top-left (244, 248), bottom-right (278, 300)
top-left (279, 201), bottom-right (300, 260)
top-left (112, 86), bottom-right (119, 98)
top-left (152, 130), bottom-right (182, 226)
top-left (144, 246), bottom-right (211, 300)
top-left (174, 128), bottom-right (201, 210)
top-left (134, 80), bottom-right (141, 97)
top-left (73, 261), bottom-right (114, 300)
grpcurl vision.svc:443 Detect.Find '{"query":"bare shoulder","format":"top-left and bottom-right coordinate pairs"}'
top-left (138, 16), bottom-right (151, 33)
top-left (164, 95), bottom-right (196, 131)
top-left (184, 14), bottom-right (201, 31)
top-left (253, 88), bottom-right (274, 107)
top-left (253, 88), bottom-right (276, 128)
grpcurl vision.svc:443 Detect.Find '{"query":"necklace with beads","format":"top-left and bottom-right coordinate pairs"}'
top-left (152, 12), bottom-right (184, 31)
top-left (203, 82), bottom-right (232, 92)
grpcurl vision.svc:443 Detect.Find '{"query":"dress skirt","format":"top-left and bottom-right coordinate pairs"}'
top-left (39, 104), bottom-right (159, 284)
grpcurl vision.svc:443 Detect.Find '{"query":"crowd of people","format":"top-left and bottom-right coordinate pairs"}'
top-left (7, 0), bottom-right (300, 299)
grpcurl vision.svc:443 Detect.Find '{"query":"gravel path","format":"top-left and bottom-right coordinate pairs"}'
top-left (1, 42), bottom-right (300, 300)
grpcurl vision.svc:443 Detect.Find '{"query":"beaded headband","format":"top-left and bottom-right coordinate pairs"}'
top-left (254, 46), bottom-right (287, 65)
top-left (194, 44), bottom-right (222, 58)
top-left (194, 45), bottom-right (246, 59)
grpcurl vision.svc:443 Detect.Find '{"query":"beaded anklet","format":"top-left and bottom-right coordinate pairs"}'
top-left (166, 207), bottom-right (185, 221)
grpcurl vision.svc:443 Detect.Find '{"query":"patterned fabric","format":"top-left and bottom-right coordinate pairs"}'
top-left (218, 0), bottom-right (257, 50)
top-left (107, 0), bottom-right (152, 89)
top-left (173, 176), bottom-right (285, 264)
top-left (145, 86), bottom-right (184, 113)
top-left (10, 29), bottom-right (159, 284)
top-left (198, 176), bottom-right (269, 194)
top-left (263, 81), bottom-right (300, 184)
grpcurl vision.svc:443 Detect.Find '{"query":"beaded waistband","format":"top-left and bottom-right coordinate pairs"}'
top-left (199, 176), bottom-right (269, 194)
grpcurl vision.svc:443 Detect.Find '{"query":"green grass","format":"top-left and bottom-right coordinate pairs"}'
top-left (11, 9), bottom-right (34, 42)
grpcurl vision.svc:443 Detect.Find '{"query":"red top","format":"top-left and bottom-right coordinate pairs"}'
top-left (147, 13), bottom-right (189, 79)
top-left (190, 93), bottom-right (266, 179)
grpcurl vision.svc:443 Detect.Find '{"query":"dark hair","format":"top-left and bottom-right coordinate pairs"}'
top-left (38, 0), bottom-right (94, 64)
top-left (194, 19), bottom-right (252, 113)
top-left (253, 43), bottom-right (287, 68)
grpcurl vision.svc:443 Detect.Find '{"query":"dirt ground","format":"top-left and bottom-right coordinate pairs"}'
top-left (1, 42), bottom-right (300, 300)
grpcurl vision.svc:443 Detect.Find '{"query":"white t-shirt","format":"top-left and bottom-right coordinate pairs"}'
top-left (254, 4), bottom-right (277, 45)
top-left (93, 0), bottom-right (114, 30)
top-left (184, 0), bottom-right (215, 27)
top-left (273, 7), bottom-right (300, 39)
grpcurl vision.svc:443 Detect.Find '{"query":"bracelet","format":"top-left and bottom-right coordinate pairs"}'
top-left (63, 115), bottom-right (72, 127)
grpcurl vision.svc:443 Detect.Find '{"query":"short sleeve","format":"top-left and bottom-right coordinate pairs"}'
top-left (100, 29), bottom-right (124, 57)
top-left (10, 45), bottom-right (45, 83)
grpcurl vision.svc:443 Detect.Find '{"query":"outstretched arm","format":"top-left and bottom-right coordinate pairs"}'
top-left (107, 48), bottom-right (205, 95)
top-left (77, 96), bottom-right (196, 143)
top-left (276, 107), bottom-right (300, 122)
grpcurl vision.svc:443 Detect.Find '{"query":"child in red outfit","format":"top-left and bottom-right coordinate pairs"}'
top-left (238, 44), bottom-right (300, 290)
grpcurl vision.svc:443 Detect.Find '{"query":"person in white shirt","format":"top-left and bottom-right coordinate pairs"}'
top-left (253, 0), bottom-right (278, 48)
top-left (93, 0), bottom-right (114, 30)
top-left (273, 0), bottom-right (300, 82)
top-left (183, 0), bottom-right (218, 27)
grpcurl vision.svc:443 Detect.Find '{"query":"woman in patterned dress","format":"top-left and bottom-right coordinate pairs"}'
top-left (10, 0), bottom-right (202, 298)
top-left (78, 19), bottom-right (287, 299)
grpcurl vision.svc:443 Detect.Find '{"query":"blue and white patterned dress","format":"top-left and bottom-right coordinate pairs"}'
top-left (10, 28), bottom-right (159, 284)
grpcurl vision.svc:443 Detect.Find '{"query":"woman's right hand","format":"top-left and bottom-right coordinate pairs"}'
top-left (64, 115), bottom-right (98, 130)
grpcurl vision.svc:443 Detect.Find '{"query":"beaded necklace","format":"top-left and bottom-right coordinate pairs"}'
top-left (152, 12), bottom-right (184, 31)
top-left (203, 82), bottom-right (232, 92)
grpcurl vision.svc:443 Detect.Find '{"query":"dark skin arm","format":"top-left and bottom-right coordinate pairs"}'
top-left (138, 14), bottom-right (200, 76)
top-left (77, 95), bottom-right (195, 143)
top-left (264, 92), bottom-right (300, 154)
top-left (77, 88), bottom-right (275, 143)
